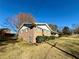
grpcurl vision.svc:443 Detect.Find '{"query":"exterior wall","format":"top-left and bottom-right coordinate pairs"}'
top-left (34, 27), bottom-right (43, 41)
top-left (34, 27), bottom-right (43, 36)
top-left (20, 26), bottom-right (29, 33)
top-left (18, 27), bottom-right (35, 43)
top-left (34, 27), bottom-right (51, 41)
top-left (36, 25), bottom-right (51, 36)
top-left (37, 25), bottom-right (50, 31)
top-left (43, 30), bottom-right (51, 36)
top-left (18, 26), bottom-right (51, 43)
top-left (35, 27), bottom-right (51, 36)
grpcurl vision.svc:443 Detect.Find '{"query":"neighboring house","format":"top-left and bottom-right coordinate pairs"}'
top-left (0, 28), bottom-right (17, 40)
top-left (18, 23), bottom-right (57, 43)
top-left (0, 28), bottom-right (11, 33)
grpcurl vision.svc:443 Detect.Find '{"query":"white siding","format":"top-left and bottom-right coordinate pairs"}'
top-left (37, 25), bottom-right (50, 31)
top-left (20, 26), bottom-right (29, 33)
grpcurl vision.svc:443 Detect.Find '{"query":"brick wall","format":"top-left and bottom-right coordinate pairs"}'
top-left (18, 28), bottom-right (35, 43)
top-left (34, 27), bottom-right (51, 41)
top-left (18, 27), bottom-right (51, 43)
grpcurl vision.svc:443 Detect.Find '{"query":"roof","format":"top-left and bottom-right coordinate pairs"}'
top-left (0, 28), bottom-right (17, 34)
top-left (19, 23), bottom-right (58, 33)
top-left (0, 28), bottom-right (10, 31)
top-left (35, 23), bottom-right (53, 31)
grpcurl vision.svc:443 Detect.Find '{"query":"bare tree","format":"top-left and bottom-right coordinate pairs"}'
top-left (74, 26), bottom-right (79, 34)
top-left (7, 13), bottom-right (35, 32)
top-left (72, 24), bottom-right (79, 34)
top-left (49, 24), bottom-right (58, 31)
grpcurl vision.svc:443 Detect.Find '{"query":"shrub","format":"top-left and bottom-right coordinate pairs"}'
top-left (36, 36), bottom-right (55, 43)
top-left (47, 36), bottom-right (55, 40)
top-left (0, 36), bottom-right (6, 41)
top-left (36, 36), bottom-right (47, 43)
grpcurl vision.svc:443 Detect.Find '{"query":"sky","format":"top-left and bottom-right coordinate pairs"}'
top-left (0, 0), bottom-right (79, 28)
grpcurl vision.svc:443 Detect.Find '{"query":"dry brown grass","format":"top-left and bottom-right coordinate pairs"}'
top-left (0, 36), bottom-right (78, 59)
top-left (47, 36), bottom-right (79, 58)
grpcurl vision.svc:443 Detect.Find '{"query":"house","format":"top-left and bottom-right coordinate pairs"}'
top-left (0, 28), bottom-right (10, 33)
top-left (0, 28), bottom-right (17, 40)
top-left (18, 23), bottom-right (57, 43)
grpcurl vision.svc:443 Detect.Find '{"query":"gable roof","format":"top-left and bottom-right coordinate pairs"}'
top-left (19, 23), bottom-right (58, 33)
top-left (35, 23), bottom-right (52, 31)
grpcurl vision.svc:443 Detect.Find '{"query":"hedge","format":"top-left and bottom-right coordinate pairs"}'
top-left (36, 36), bottom-right (55, 43)
top-left (47, 36), bottom-right (55, 40)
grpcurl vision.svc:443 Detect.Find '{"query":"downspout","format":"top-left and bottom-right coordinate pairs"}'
top-left (42, 29), bottom-right (44, 36)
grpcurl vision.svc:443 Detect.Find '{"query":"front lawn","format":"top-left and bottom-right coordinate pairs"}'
top-left (0, 39), bottom-right (76, 59)
top-left (47, 36), bottom-right (79, 58)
